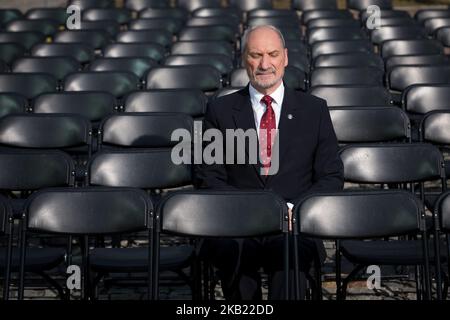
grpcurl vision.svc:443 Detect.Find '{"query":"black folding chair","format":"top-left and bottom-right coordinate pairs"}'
top-left (294, 190), bottom-right (429, 300)
top-left (82, 8), bottom-right (132, 25)
top-left (0, 73), bottom-right (57, 100)
top-left (19, 187), bottom-right (153, 300)
top-left (155, 190), bottom-right (289, 300)
top-left (309, 85), bottom-right (392, 107)
top-left (310, 67), bottom-right (384, 88)
top-left (124, 89), bottom-right (207, 118)
top-left (31, 43), bottom-right (95, 65)
top-left (338, 143), bottom-right (447, 300)
top-left (0, 93), bottom-right (27, 119)
top-left (347, 0), bottom-right (392, 11)
top-left (0, 31), bottom-right (45, 51)
top-left (5, 19), bottom-right (59, 37)
top-left (125, 0), bottom-right (170, 11)
top-left (54, 30), bottom-right (111, 51)
top-left (0, 43), bottom-right (25, 66)
top-left (103, 43), bottom-right (165, 62)
top-left (25, 8), bottom-right (68, 25)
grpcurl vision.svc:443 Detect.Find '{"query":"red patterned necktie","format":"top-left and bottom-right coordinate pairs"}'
top-left (260, 95), bottom-right (276, 173)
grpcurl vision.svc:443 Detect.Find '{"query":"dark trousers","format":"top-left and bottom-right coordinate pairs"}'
top-left (200, 235), bottom-right (318, 300)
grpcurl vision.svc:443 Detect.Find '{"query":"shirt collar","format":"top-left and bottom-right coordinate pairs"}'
top-left (249, 82), bottom-right (285, 107)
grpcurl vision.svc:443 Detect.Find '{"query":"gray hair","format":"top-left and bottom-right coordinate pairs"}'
top-left (241, 25), bottom-right (286, 55)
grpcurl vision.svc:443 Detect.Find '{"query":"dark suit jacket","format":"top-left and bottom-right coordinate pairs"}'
top-left (195, 85), bottom-right (344, 206)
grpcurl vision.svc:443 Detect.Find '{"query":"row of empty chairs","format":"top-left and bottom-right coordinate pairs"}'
top-left (1, 0), bottom-right (450, 300)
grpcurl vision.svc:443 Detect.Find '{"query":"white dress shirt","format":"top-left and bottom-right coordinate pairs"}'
top-left (249, 82), bottom-right (285, 138)
top-left (248, 82), bottom-right (293, 210)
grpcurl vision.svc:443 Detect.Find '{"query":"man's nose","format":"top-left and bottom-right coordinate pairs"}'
top-left (259, 54), bottom-right (271, 70)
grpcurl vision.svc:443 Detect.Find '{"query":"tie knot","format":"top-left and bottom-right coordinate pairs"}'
top-left (261, 95), bottom-right (273, 107)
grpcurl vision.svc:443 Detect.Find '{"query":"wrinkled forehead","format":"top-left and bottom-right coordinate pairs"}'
top-left (246, 27), bottom-right (285, 53)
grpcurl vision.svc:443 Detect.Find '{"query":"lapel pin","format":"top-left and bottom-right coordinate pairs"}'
top-left (287, 114), bottom-right (293, 120)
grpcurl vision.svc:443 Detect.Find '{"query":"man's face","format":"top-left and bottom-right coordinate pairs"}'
top-left (244, 27), bottom-right (288, 93)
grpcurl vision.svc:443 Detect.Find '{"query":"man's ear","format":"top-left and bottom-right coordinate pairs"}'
top-left (284, 48), bottom-right (288, 67)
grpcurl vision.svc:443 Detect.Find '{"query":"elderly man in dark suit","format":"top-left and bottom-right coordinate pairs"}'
top-left (195, 25), bottom-right (344, 300)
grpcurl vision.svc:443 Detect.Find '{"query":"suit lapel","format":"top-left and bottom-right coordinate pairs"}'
top-left (231, 86), bottom-right (265, 186)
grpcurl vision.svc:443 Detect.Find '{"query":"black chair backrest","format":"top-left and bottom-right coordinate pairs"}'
top-left (178, 0), bottom-right (221, 11)
top-left (193, 7), bottom-right (242, 19)
top-left (231, 67), bottom-right (306, 90)
top-left (0, 43), bottom-right (25, 65)
top-left (6, 19), bottom-right (59, 37)
top-left (293, 0), bottom-right (337, 10)
top-left (64, 71), bottom-right (140, 98)
top-left (0, 73), bottom-right (57, 100)
top-left (126, 0), bottom-right (170, 11)
top-left (248, 9), bottom-right (298, 19)
top-left (89, 149), bottom-right (191, 189)
top-left (307, 18), bottom-right (360, 29)
top-left (0, 93), bottom-right (27, 118)
top-left (0, 114), bottom-right (91, 149)
top-left (68, 0), bottom-right (113, 10)
top-left (26, 187), bottom-right (151, 235)
top-left (404, 84), bottom-right (450, 115)
top-left (308, 27), bottom-right (367, 45)
top-left (78, 20), bottom-right (121, 37)
top-left (25, 8), bottom-right (68, 25)
top-left (31, 43), bottom-right (95, 64)
top-left (437, 26), bottom-right (450, 46)
top-left (436, 191), bottom-right (450, 233)
top-left (360, 9), bottom-right (410, 23)
top-left (370, 25), bottom-right (427, 45)
top-left (330, 107), bottom-right (409, 143)
top-left (140, 8), bottom-right (187, 20)
top-left (0, 150), bottom-right (75, 190)
top-left (0, 9), bottom-right (22, 27)
top-left (296, 190), bottom-right (421, 239)
top-left (339, 143), bottom-right (444, 183)
top-left (313, 52), bottom-right (384, 70)
top-left (389, 65), bottom-right (450, 92)
top-left (247, 17), bottom-right (299, 28)
top-left (164, 54), bottom-right (233, 76)
top-left (54, 30), bottom-right (111, 50)
top-left (33, 91), bottom-right (116, 122)
top-left (229, 0), bottom-right (272, 11)
top-left (302, 10), bottom-right (353, 24)
top-left (310, 67), bottom-right (383, 87)
top-left (12, 57), bottom-right (80, 82)
top-left (424, 18), bottom-right (450, 35)
top-left (89, 57), bottom-right (156, 80)
top-left (347, 0), bottom-right (392, 11)
top-left (381, 39), bottom-right (444, 58)
top-left (82, 8), bottom-right (132, 24)
top-left (178, 26), bottom-right (236, 42)
top-left (146, 66), bottom-right (221, 91)
top-left (171, 41), bottom-right (233, 57)
top-left (421, 111), bottom-right (450, 145)
top-left (99, 112), bottom-right (193, 148)
top-left (213, 87), bottom-right (242, 99)
top-left (187, 17), bottom-right (240, 32)
top-left (288, 52), bottom-right (310, 73)
top-left (309, 85), bottom-right (392, 107)
top-left (415, 9), bottom-right (450, 23)
top-left (311, 39), bottom-right (373, 60)
top-left (124, 89), bottom-right (206, 117)
top-left (159, 190), bottom-right (287, 237)
top-left (0, 31), bottom-right (45, 51)
top-left (103, 43), bottom-right (165, 62)
top-left (385, 55), bottom-right (449, 73)
top-left (116, 30), bottom-right (172, 47)
top-left (130, 18), bottom-right (183, 34)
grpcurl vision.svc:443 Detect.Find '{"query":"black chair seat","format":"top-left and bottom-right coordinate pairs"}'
top-left (0, 247), bottom-right (65, 271)
top-left (90, 245), bottom-right (193, 273)
top-left (341, 240), bottom-right (447, 266)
